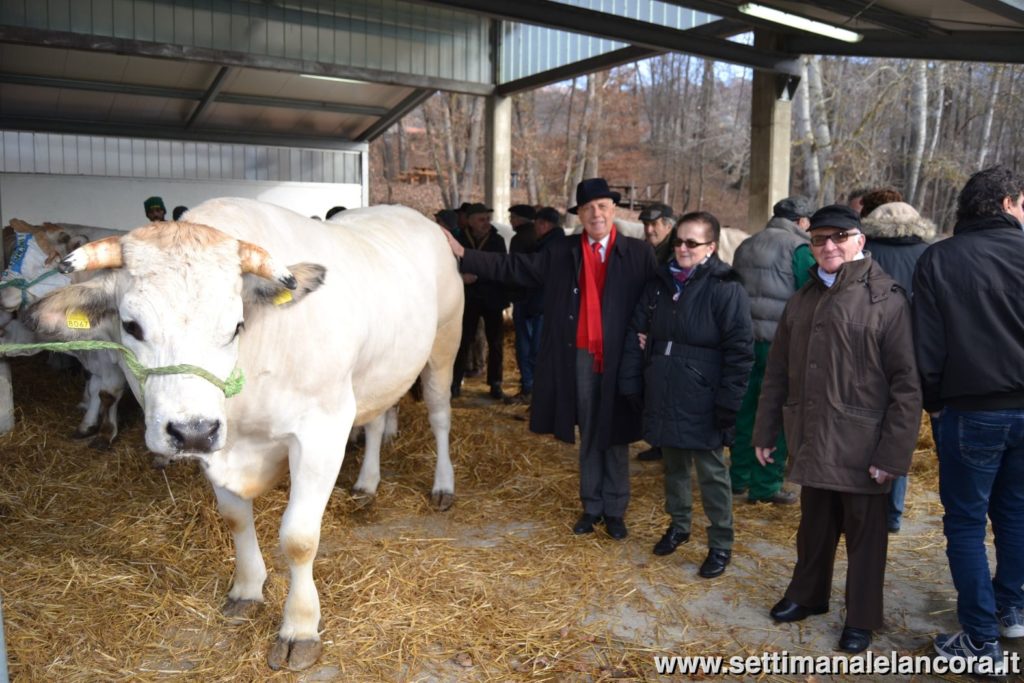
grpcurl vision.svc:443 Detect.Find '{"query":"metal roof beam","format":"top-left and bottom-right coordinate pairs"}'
top-left (497, 46), bottom-right (660, 96)
top-left (0, 25), bottom-right (495, 96)
top-left (417, 0), bottom-right (801, 76)
top-left (958, 0), bottom-right (1024, 24)
top-left (784, 31), bottom-right (1024, 63)
top-left (186, 66), bottom-right (231, 130)
top-left (0, 71), bottom-right (392, 118)
top-left (355, 88), bottom-right (436, 142)
top-left (0, 116), bottom-right (366, 151)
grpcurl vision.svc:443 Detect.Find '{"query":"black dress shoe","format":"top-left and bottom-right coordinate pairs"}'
top-left (604, 516), bottom-right (628, 540)
top-left (698, 548), bottom-right (732, 578)
top-left (838, 626), bottom-right (872, 653)
top-left (637, 446), bottom-right (662, 461)
top-left (770, 597), bottom-right (829, 622)
top-left (653, 526), bottom-right (690, 556)
top-left (573, 513), bottom-right (601, 535)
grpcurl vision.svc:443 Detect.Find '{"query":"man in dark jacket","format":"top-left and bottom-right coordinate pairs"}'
top-left (451, 203), bottom-right (509, 400)
top-left (444, 179), bottom-right (657, 540)
top-left (507, 207), bottom-right (564, 405)
top-left (633, 202), bottom-right (675, 462)
top-left (914, 166), bottom-right (1024, 674)
top-left (861, 200), bottom-right (935, 533)
top-left (730, 195), bottom-right (815, 505)
top-left (508, 204), bottom-right (538, 402)
top-left (754, 204), bottom-right (921, 655)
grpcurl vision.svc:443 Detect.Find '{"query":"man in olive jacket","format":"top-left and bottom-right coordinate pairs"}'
top-left (753, 204), bottom-right (921, 655)
top-left (444, 179), bottom-right (657, 541)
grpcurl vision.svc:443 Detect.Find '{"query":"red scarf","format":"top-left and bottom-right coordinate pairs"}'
top-left (576, 227), bottom-right (616, 372)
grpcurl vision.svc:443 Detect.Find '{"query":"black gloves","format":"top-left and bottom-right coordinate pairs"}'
top-left (624, 393), bottom-right (644, 414)
top-left (715, 407), bottom-right (738, 447)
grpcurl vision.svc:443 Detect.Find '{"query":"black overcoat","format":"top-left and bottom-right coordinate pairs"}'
top-left (461, 233), bottom-right (657, 449)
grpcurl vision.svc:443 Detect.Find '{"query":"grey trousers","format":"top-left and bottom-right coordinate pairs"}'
top-left (575, 349), bottom-right (629, 517)
top-left (663, 446), bottom-right (734, 550)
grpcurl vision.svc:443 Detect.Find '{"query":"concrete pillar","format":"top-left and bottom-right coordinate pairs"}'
top-left (484, 94), bottom-right (512, 221)
top-left (0, 360), bottom-right (11, 435)
top-left (748, 31), bottom-right (795, 231)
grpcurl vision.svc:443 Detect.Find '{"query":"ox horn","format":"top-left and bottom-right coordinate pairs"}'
top-left (59, 235), bottom-right (123, 274)
top-left (238, 241), bottom-right (297, 290)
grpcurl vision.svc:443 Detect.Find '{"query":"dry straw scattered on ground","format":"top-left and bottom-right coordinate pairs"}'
top-left (0, 348), bottom-right (1017, 682)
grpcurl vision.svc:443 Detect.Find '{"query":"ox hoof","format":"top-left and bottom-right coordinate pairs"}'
top-left (70, 426), bottom-right (99, 440)
top-left (88, 437), bottom-right (113, 451)
top-left (222, 598), bottom-right (262, 621)
top-left (268, 637), bottom-right (322, 671)
top-left (431, 490), bottom-right (454, 511)
top-left (349, 487), bottom-right (376, 509)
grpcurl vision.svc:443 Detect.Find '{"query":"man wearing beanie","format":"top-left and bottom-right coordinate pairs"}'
top-left (754, 204), bottom-right (921, 655)
top-left (144, 196), bottom-right (167, 222)
top-left (729, 196), bottom-right (816, 504)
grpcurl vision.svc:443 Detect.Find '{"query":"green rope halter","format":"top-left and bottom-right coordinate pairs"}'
top-left (0, 340), bottom-right (244, 401)
top-left (0, 268), bottom-right (62, 308)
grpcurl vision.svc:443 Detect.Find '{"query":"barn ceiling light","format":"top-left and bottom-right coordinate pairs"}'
top-left (738, 3), bottom-right (863, 43)
top-left (300, 74), bottom-right (369, 85)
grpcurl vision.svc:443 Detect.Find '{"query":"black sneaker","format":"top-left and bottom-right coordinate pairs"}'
top-left (653, 526), bottom-right (690, 556)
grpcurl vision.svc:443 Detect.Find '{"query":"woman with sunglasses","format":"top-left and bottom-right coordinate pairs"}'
top-left (620, 211), bottom-right (754, 579)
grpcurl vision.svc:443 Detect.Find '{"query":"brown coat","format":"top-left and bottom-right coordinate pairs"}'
top-left (753, 256), bottom-right (921, 494)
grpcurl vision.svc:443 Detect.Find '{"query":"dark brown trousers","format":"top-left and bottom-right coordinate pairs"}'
top-left (784, 486), bottom-right (889, 630)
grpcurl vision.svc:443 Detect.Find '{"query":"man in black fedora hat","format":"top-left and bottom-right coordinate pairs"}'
top-left (443, 178), bottom-right (657, 540)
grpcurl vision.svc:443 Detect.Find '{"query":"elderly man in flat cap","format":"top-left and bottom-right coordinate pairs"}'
top-left (444, 179), bottom-right (656, 540)
top-left (729, 196), bottom-right (816, 504)
top-left (753, 204), bottom-right (921, 655)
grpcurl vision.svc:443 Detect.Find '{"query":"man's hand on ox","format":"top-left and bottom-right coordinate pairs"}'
top-left (755, 446), bottom-right (776, 466)
top-left (442, 227), bottom-right (465, 258)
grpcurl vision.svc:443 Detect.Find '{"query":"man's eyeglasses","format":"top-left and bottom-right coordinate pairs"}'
top-left (671, 237), bottom-right (714, 249)
top-left (809, 230), bottom-right (861, 247)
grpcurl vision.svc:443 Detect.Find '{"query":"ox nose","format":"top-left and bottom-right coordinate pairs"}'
top-left (166, 419), bottom-right (221, 453)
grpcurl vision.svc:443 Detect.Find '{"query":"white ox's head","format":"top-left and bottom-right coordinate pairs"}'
top-left (24, 221), bottom-right (325, 458)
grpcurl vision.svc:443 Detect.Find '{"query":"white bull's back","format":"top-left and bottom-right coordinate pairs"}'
top-left (183, 199), bottom-right (461, 428)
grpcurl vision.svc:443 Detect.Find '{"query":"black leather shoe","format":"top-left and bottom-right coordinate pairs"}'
top-left (637, 446), bottom-right (662, 461)
top-left (770, 597), bottom-right (829, 622)
top-left (838, 626), bottom-right (872, 654)
top-left (653, 526), bottom-right (690, 556)
top-left (573, 513), bottom-right (601, 535)
top-left (698, 548), bottom-right (731, 578)
top-left (489, 384), bottom-right (506, 400)
top-left (604, 516), bottom-right (628, 540)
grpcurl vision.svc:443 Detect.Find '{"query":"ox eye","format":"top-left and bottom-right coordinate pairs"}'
top-left (232, 321), bottom-right (244, 341)
top-left (122, 320), bottom-right (144, 341)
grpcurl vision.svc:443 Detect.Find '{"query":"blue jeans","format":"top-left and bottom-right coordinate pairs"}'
top-left (937, 408), bottom-right (1024, 642)
top-left (888, 475), bottom-right (907, 529)
top-left (512, 307), bottom-right (543, 394)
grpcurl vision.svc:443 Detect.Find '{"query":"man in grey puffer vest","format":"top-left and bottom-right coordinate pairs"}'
top-left (729, 196), bottom-right (816, 504)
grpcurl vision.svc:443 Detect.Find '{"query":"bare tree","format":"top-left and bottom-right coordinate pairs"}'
top-left (906, 60), bottom-right (928, 205)
top-left (795, 56), bottom-right (820, 200)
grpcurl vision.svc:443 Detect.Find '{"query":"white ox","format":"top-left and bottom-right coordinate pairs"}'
top-left (25, 198), bottom-right (464, 670)
top-left (2, 220), bottom-right (127, 447)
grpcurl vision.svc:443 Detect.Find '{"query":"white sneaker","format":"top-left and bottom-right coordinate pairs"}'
top-left (998, 606), bottom-right (1024, 639)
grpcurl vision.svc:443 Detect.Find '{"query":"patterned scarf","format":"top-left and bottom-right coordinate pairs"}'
top-left (576, 227), bottom-right (617, 372)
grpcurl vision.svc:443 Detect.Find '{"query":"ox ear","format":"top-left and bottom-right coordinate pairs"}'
top-left (22, 275), bottom-right (118, 341)
top-left (243, 262), bottom-right (326, 309)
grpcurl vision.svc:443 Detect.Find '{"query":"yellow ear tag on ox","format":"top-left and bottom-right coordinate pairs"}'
top-left (272, 289), bottom-right (293, 306)
top-left (66, 310), bottom-right (91, 329)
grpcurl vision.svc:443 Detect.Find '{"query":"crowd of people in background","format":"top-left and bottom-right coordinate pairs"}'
top-left (439, 165), bottom-right (1024, 673)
